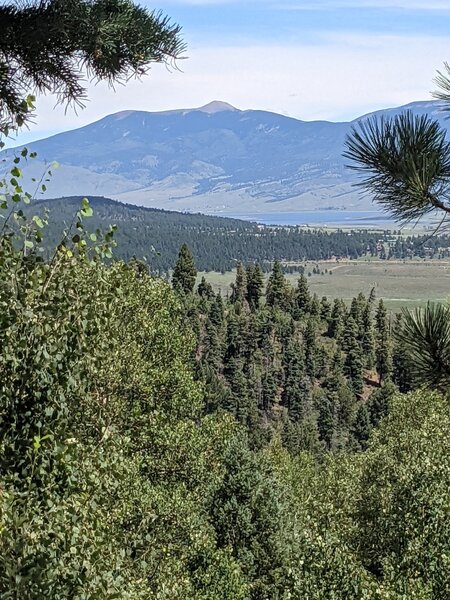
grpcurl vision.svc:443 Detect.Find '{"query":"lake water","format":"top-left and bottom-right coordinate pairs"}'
top-left (224, 211), bottom-right (395, 227)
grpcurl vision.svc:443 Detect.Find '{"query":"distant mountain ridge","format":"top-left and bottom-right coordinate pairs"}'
top-left (4, 100), bottom-right (449, 214)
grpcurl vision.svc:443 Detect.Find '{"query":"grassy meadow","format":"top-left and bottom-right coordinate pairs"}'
top-left (198, 258), bottom-right (450, 310)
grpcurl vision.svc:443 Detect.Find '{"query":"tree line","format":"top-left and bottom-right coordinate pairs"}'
top-left (30, 196), bottom-right (450, 273)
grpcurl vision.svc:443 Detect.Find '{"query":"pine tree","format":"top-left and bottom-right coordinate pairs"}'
top-left (203, 318), bottom-right (223, 372)
top-left (208, 434), bottom-right (288, 597)
top-left (317, 393), bottom-right (335, 449)
top-left (309, 293), bottom-right (321, 318)
top-left (282, 340), bottom-right (307, 421)
top-left (368, 380), bottom-right (396, 427)
top-left (261, 368), bottom-right (278, 414)
top-left (375, 299), bottom-right (393, 384)
top-left (320, 296), bottom-right (332, 322)
top-left (246, 263), bottom-right (264, 311)
top-left (198, 276), bottom-right (215, 299)
top-left (304, 319), bottom-right (317, 378)
top-left (351, 404), bottom-right (372, 451)
top-left (294, 274), bottom-right (311, 318)
top-left (345, 110), bottom-right (450, 225)
top-left (209, 294), bottom-right (225, 327)
top-left (361, 301), bottom-right (375, 369)
top-left (344, 319), bottom-right (364, 396)
top-left (282, 413), bottom-right (321, 455)
top-left (324, 370), bottom-right (355, 433)
top-left (328, 298), bottom-right (344, 340)
top-left (172, 243), bottom-right (197, 294)
top-left (396, 302), bottom-right (450, 392)
top-left (391, 314), bottom-right (412, 392)
top-left (349, 297), bottom-right (362, 330)
top-left (341, 315), bottom-right (359, 353)
top-left (231, 262), bottom-right (248, 306)
top-left (266, 261), bottom-right (289, 310)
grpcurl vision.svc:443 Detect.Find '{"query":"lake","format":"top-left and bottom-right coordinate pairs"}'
top-left (224, 210), bottom-right (395, 227)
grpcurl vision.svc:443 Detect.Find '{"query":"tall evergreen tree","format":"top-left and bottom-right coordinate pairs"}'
top-left (304, 319), bottom-right (317, 378)
top-left (317, 393), bottom-right (335, 449)
top-left (246, 263), bottom-right (264, 311)
top-left (361, 301), bottom-right (375, 369)
top-left (320, 296), bottom-right (332, 323)
top-left (344, 319), bottom-right (364, 396)
top-left (323, 369), bottom-right (355, 433)
top-left (294, 274), bottom-right (311, 318)
top-left (351, 404), bottom-right (372, 451)
top-left (367, 380), bottom-right (397, 427)
top-left (309, 293), bottom-right (321, 318)
top-left (198, 276), bottom-right (215, 299)
top-left (172, 243), bottom-right (197, 294)
top-left (341, 315), bottom-right (359, 353)
top-left (328, 298), bottom-right (344, 340)
top-left (282, 340), bottom-right (306, 421)
top-left (375, 299), bottom-right (393, 385)
top-left (208, 435), bottom-right (288, 598)
top-left (266, 261), bottom-right (290, 310)
top-left (391, 313), bottom-right (412, 393)
top-left (209, 293), bottom-right (225, 327)
top-left (231, 262), bottom-right (248, 306)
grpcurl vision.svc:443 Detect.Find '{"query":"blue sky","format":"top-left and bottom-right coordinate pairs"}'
top-left (156, 1), bottom-right (450, 43)
top-left (11, 0), bottom-right (450, 145)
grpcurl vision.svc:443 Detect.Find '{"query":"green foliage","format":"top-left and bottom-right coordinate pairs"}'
top-left (0, 0), bottom-right (184, 130)
top-left (294, 274), bottom-right (311, 318)
top-left (245, 263), bottom-right (264, 310)
top-left (397, 301), bottom-right (450, 391)
top-left (344, 112), bottom-right (450, 223)
top-left (172, 243), bottom-right (197, 294)
top-left (355, 390), bottom-right (450, 598)
top-left (271, 389), bottom-right (450, 598)
top-left (198, 275), bottom-right (215, 300)
top-left (1, 155), bottom-right (448, 598)
top-left (209, 434), bottom-right (289, 599)
top-left (375, 299), bottom-right (393, 385)
top-left (266, 260), bottom-right (291, 310)
top-left (0, 160), bottom-right (250, 598)
top-left (22, 196), bottom-right (450, 272)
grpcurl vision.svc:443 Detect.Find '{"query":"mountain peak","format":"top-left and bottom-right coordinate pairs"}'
top-left (196, 101), bottom-right (238, 114)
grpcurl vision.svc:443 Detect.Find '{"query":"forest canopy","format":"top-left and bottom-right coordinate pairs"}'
top-left (0, 4), bottom-right (449, 597)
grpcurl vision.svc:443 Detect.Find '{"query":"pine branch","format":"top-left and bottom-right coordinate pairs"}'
top-left (344, 112), bottom-right (450, 224)
top-left (0, 0), bottom-right (185, 131)
top-left (396, 302), bottom-right (450, 392)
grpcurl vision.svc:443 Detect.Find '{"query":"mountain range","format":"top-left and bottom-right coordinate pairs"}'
top-left (3, 99), bottom-right (449, 214)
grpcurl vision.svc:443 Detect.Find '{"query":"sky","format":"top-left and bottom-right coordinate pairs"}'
top-left (10, 0), bottom-right (450, 145)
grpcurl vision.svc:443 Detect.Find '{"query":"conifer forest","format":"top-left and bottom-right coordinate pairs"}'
top-left (0, 1), bottom-right (449, 599)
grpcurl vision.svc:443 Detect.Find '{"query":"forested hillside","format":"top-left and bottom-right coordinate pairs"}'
top-left (2, 183), bottom-right (448, 597)
top-left (188, 259), bottom-right (405, 451)
top-left (31, 196), bottom-right (450, 272)
top-left (1, 1), bottom-right (449, 598)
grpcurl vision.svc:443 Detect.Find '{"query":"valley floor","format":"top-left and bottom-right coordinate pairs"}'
top-left (199, 258), bottom-right (450, 309)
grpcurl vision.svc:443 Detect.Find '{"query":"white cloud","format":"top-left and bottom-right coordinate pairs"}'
top-left (8, 31), bottom-right (450, 146)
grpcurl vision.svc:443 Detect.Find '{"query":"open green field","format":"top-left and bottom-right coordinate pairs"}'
top-left (199, 259), bottom-right (450, 310)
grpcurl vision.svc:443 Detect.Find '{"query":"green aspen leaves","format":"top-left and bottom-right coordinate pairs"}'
top-left (80, 198), bottom-right (93, 217)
